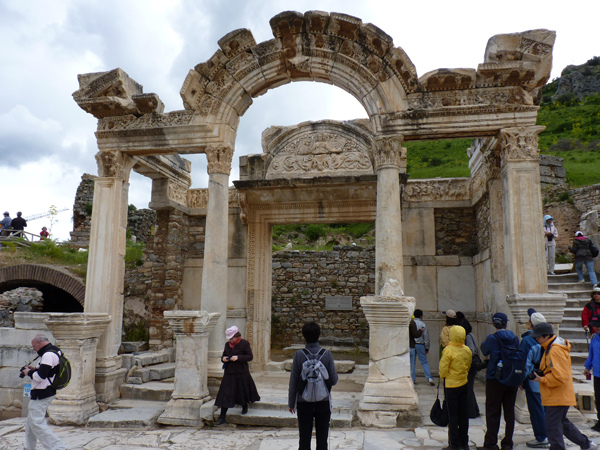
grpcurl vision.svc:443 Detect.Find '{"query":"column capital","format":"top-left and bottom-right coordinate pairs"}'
top-left (95, 150), bottom-right (134, 180)
top-left (374, 135), bottom-right (404, 170)
top-left (206, 144), bottom-right (234, 175)
top-left (498, 126), bottom-right (546, 165)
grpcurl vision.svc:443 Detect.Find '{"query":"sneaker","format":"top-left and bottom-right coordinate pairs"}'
top-left (587, 442), bottom-right (598, 449)
top-left (428, 378), bottom-right (435, 386)
top-left (526, 438), bottom-right (550, 448)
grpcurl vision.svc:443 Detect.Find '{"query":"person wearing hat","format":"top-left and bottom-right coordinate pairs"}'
top-left (569, 231), bottom-right (598, 286)
top-left (440, 310), bottom-right (459, 355)
top-left (543, 215), bottom-right (558, 276)
top-left (531, 322), bottom-right (597, 450)
top-left (519, 309), bottom-right (550, 448)
top-left (214, 325), bottom-right (260, 425)
top-left (478, 312), bottom-right (520, 450)
top-left (582, 287), bottom-right (600, 332)
top-left (0, 211), bottom-right (12, 236)
top-left (10, 211), bottom-right (27, 232)
top-left (584, 315), bottom-right (600, 432)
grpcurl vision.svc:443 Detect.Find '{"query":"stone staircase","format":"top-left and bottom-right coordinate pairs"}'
top-left (548, 270), bottom-right (595, 371)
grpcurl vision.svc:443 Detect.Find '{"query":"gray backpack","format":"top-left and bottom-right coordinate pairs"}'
top-left (300, 348), bottom-right (330, 402)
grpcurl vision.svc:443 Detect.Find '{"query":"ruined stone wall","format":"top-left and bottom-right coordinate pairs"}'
top-left (539, 155), bottom-right (566, 188)
top-left (474, 194), bottom-right (491, 252)
top-left (0, 288), bottom-right (43, 327)
top-left (271, 247), bottom-right (374, 347)
top-left (434, 208), bottom-right (478, 256)
top-left (127, 209), bottom-right (157, 244)
top-left (70, 174), bottom-right (96, 245)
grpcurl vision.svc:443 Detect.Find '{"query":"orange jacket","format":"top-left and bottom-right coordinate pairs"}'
top-left (538, 336), bottom-right (576, 407)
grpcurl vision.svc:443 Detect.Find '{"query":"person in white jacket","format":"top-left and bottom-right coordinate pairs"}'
top-left (412, 309), bottom-right (435, 385)
top-left (544, 215), bottom-right (558, 275)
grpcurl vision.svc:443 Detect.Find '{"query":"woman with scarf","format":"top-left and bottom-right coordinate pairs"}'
top-left (214, 325), bottom-right (260, 425)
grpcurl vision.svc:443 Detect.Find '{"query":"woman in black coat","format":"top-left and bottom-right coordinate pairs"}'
top-left (214, 326), bottom-right (260, 425)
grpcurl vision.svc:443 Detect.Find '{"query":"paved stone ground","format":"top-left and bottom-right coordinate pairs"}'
top-left (2, 375), bottom-right (599, 449)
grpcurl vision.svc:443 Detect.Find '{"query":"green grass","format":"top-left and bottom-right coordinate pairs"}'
top-left (405, 138), bottom-right (473, 179)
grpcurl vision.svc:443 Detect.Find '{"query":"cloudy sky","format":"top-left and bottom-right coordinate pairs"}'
top-left (1, 0), bottom-right (598, 241)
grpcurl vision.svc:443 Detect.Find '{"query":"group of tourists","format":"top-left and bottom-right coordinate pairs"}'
top-left (545, 215), bottom-right (598, 285)
top-left (0, 211), bottom-right (50, 239)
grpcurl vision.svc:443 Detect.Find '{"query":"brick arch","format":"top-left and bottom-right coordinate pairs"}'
top-left (0, 265), bottom-right (85, 307)
top-left (180, 11), bottom-right (418, 133)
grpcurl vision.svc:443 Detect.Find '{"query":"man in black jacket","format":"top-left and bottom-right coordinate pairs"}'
top-left (10, 211), bottom-right (27, 231)
top-left (21, 334), bottom-right (66, 450)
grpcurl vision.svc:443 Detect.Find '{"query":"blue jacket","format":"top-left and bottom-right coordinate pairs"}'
top-left (585, 333), bottom-right (600, 377)
top-left (521, 330), bottom-right (542, 393)
top-left (480, 329), bottom-right (519, 380)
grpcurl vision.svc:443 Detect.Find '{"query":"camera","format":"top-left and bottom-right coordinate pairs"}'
top-left (547, 235), bottom-right (553, 241)
top-left (19, 366), bottom-right (26, 378)
top-left (528, 368), bottom-right (544, 380)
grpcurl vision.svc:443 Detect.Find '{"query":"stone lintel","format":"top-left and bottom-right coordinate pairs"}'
top-left (164, 310), bottom-right (220, 334)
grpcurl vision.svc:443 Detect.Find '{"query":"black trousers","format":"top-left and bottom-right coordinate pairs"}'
top-left (595, 375), bottom-right (600, 421)
top-left (296, 399), bottom-right (331, 450)
top-left (446, 383), bottom-right (469, 447)
top-left (546, 405), bottom-right (590, 450)
top-left (483, 378), bottom-right (518, 449)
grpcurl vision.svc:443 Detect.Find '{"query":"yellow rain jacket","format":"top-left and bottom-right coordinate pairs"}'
top-left (538, 336), bottom-right (577, 407)
top-left (439, 325), bottom-right (472, 388)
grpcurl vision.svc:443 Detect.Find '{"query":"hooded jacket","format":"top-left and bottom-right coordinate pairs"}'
top-left (538, 336), bottom-right (576, 407)
top-left (585, 332), bottom-right (600, 378)
top-left (480, 328), bottom-right (519, 380)
top-left (439, 326), bottom-right (472, 388)
top-left (543, 215), bottom-right (558, 247)
top-left (569, 236), bottom-right (594, 262)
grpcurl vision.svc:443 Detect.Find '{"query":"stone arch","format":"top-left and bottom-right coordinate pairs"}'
top-left (180, 11), bottom-right (418, 135)
top-left (0, 265), bottom-right (85, 308)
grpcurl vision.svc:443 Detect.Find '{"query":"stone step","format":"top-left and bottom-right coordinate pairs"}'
top-left (549, 273), bottom-right (580, 282)
top-left (559, 327), bottom-right (587, 339)
top-left (131, 349), bottom-right (174, 367)
top-left (86, 400), bottom-right (165, 429)
top-left (267, 359), bottom-right (356, 374)
top-left (128, 362), bottom-right (175, 383)
top-left (120, 381), bottom-right (174, 401)
top-left (551, 289), bottom-right (593, 299)
top-left (550, 282), bottom-right (596, 291)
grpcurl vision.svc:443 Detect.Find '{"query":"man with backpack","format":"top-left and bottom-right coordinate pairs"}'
top-left (21, 334), bottom-right (66, 450)
top-left (288, 321), bottom-right (338, 450)
top-left (478, 313), bottom-right (522, 450)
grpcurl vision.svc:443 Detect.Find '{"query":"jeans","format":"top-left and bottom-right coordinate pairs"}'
top-left (410, 344), bottom-right (433, 382)
top-left (575, 260), bottom-right (598, 285)
top-left (523, 379), bottom-right (547, 442)
top-left (297, 399), bottom-right (331, 450)
top-left (25, 396), bottom-right (66, 450)
top-left (546, 245), bottom-right (556, 273)
top-left (545, 405), bottom-right (590, 450)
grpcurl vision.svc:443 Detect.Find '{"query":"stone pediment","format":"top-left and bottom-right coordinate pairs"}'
top-left (260, 120), bottom-right (375, 180)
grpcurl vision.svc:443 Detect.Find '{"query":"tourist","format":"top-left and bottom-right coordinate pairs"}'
top-left (0, 211), bottom-right (12, 236)
top-left (584, 315), bottom-right (600, 432)
top-left (439, 325), bottom-right (472, 450)
top-left (478, 312), bottom-right (519, 450)
top-left (543, 215), bottom-right (558, 275)
top-left (531, 322), bottom-right (598, 450)
top-left (411, 309), bottom-right (435, 386)
top-left (21, 334), bottom-right (66, 450)
top-left (520, 309), bottom-right (550, 448)
top-left (40, 227), bottom-right (49, 239)
top-left (288, 321), bottom-right (338, 450)
top-left (460, 317), bottom-right (481, 419)
top-left (582, 287), bottom-right (600, 332)
top-left (569, 231), bottom-right (598, 286)
top-left (10, 211), bottom-right (27, 232)
top-left (214, 325), bottom-right (260, 425)
top-left (440, 310), bottom-right (458, 355)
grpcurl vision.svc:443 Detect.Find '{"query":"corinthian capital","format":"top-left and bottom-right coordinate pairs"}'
top-left (206, 145), bottom-right (234, 175)
top-left (498, 126), bottom-right (545, 165)
top-left (95, 151), bottom-right (131, 179)
top-left (374, 135), bottom-right (404, 170)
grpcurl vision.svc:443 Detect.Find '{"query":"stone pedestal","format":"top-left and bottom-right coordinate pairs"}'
top-left (44, 313), bottom-right (111, 425)
top-left (506, 293), bottom-right (567, 332)
top-left (158, 310), bottom-right (220, 427)
top-left (357, 285), bottom-right (419, 428)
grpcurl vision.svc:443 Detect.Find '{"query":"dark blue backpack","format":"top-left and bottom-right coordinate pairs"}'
top-left (493, 334), bottom-right (527, 387)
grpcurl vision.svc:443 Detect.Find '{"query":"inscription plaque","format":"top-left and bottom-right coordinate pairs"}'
top-left (325, 296), bottom-right (353, 311)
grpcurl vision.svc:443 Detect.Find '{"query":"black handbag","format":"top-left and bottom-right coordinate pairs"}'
top-left (430, 379), bottom-right (449, 427)
top-left (472, 353), bottom-right (485, 371)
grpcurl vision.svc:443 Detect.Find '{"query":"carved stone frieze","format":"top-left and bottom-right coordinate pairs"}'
top-left (206, 145), bottom-right (234, 175)
top-left (95, 151), bottom-right (126, 179)
top-left (187, 189), bottom-right (209, 209)
top-left (97, 111), bottom-right (196, 132)
top-left (167, 182), bottom-right (188, 206)
top-left (407, 86), bottom-right (531, 110)
top-left (374, 136), bottom-right (403, 170)
top-left (498, 126), bottom-right (545, 165)
top-left (228, 188), bottom-right (240, 208)
top-left (403, 178), bottom-right (470, 203)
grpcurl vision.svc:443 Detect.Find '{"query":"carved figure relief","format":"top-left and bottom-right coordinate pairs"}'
top-left (167, 183), bottom-right (188, 205)
top-left (403, 179), bottom-right (470, 202)
top-left (187, 189), bottom-right (209, 209)
top-left (266, 132), bottom-right (373, 179)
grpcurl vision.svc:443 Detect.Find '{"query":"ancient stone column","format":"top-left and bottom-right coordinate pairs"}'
top-left (45, 313), bottom-right (111, 425)
top-left (374, 136), bottom-right (405, 294)
top-left (201, 145), bottom-right (234, 361)
top-left (158, 310), bottom-right (220, 427)
top-left (84, 151), bottom-right (133, 401)
top-left (357, 282), bottom-right (419, 427)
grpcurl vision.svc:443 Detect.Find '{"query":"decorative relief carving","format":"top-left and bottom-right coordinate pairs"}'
top-left (266, 132), bottom-right (372, 179)
top-left (187, 189), bottom-right (209, 209)
top-left (97, 111), bottom-right (195, 132)
top-left (403, 179), bottom-right (470, 202)
top-left (407, 87), bottom-right (531, 110)
top-left (516, 37), bottom-right (553, 57)
top-left (374, 136), bottom-right (403, 170)
top-left (228, 188), bottom-right (240, 208)
top-left (167, 183), bottom-right (188, 205)
top-left (95, 151), bottom-right (125, 179)
top-left (206, 145), bottom-right (234, 175)
top-left (498, 127), bottom-right (544, 164)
